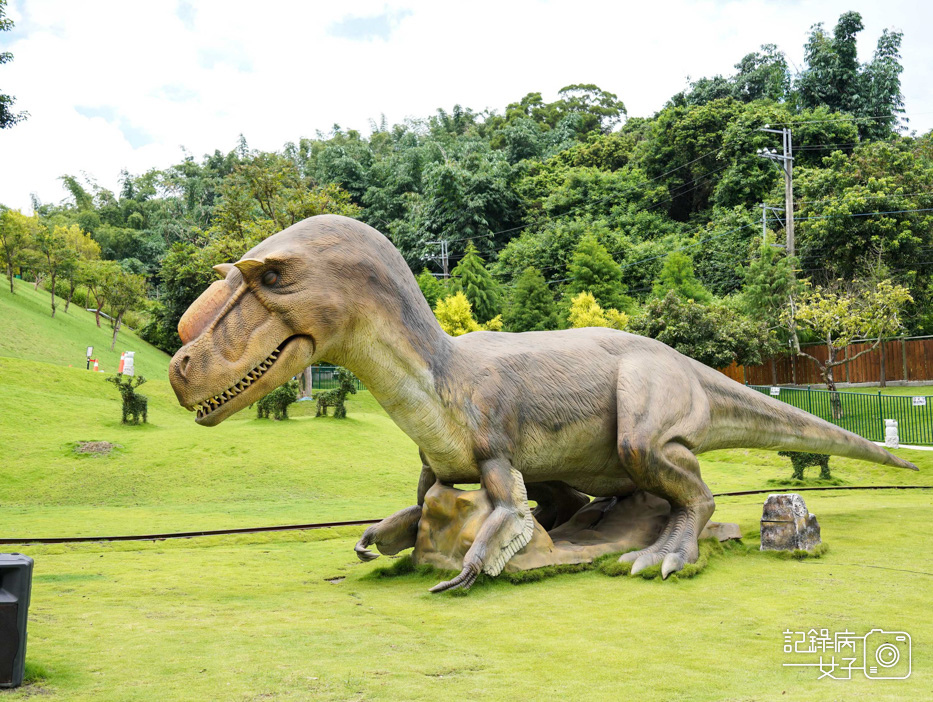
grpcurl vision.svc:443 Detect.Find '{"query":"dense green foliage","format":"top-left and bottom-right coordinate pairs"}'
top-left (449, 243), bottom-right (502, 323)
top-left (503, 267), bottom-right (558, 332)
top-left (630, 292), bottom-right (778, 368)
top-left (3, 10), bottom-right (929, 375)
top-left (0, 0), bottom-right (26, 129)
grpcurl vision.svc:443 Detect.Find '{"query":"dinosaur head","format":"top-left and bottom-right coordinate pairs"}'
top-left (169, 215), bottom-right (369, 426)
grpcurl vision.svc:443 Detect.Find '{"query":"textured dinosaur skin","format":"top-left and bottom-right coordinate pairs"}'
top-left (169, 215), bottom-right (917, 591)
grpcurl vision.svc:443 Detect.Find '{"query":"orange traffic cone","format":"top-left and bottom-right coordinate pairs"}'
top-left (92, 359), bottom-right (99, 372)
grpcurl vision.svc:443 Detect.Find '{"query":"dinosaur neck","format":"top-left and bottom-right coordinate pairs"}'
top-left (328, 287), bottom-right (461, 458)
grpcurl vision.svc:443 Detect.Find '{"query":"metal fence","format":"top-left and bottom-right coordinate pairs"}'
top-left (749, 385), bottom-right (933, 445)
top-left (301, 364), bottom-right (366, 393)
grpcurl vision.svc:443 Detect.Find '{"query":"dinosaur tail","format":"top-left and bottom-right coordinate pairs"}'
top-left (696, 366), bottom-right (918, 471)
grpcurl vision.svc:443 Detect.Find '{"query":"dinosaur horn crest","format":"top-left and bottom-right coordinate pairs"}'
top-left (212, 263), bottom-right (233, 277)
top-left (234, 258), bottom-right (265, 275)
top-left (177, 279), bottom-right (233, 345)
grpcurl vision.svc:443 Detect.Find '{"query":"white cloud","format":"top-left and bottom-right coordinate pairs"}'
top-left (1, 0), bottom-right (931, 212)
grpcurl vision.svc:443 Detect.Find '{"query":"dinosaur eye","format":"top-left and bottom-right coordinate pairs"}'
top-left (261, 270), bottom-right (279, 286)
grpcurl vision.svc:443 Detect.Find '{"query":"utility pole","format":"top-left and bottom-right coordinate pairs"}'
top-left (424, 239), bottom-right (450, 278)
top-left (758, 126), bottom-right (800, 384)
top-left (756, 125), bottom-right (794, 258)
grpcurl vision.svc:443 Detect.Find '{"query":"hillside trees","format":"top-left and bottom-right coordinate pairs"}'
top-left (34, 224), bottom-right (73, 317)
top-left (567, 292), bottom-right (628, 330)
top-left (104, 268), bottom-right (147, 350)
top-left (0, 208), bottom-right (40, 292)
top-left (630, 292), bottom-right (777, 368)
top-left (796, 12), bottom-right (904, 138)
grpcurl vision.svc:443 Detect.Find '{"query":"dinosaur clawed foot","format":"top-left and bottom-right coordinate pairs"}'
top-left (354, 505), bottom-right (422, 562)
top-left (618, 506), bottom-right (702, 579)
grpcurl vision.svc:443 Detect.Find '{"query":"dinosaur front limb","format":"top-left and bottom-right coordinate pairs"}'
top-left (429, 458), bottom-right (534, 593)
top-left (355, 505), bottom-right (422, 560)
top-left (354, 463), bottom-right (435, 561)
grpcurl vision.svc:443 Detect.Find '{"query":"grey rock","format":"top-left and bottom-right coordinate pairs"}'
top-left (760, 493), bottom-right (821, 551)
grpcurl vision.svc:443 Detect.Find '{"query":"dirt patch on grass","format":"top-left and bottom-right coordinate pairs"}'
top-left (72, 441), bottom-right (122, 456)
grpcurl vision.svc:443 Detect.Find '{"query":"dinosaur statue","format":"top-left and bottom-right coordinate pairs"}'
top-left (168, 215), bottom-right (917, 591)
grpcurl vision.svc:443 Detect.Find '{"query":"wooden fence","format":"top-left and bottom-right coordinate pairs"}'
top-left (720, 336), bottom-right (933, 386)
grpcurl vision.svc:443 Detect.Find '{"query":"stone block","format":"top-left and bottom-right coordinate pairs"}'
top-left (760, 493), bottom-right (821, 552)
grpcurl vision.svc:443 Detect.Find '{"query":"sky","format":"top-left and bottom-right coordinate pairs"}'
top-left (1, 0), bottom-right (931, 212)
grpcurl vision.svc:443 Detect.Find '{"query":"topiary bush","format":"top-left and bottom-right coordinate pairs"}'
top-left (257, 379), bottom-right (299, 420)
top-left (105, 374), bottom-right (148, 424)
top-left (313, 367), bottom-right (359, 418)
top-left (777, 451), bottom-right (832, 480)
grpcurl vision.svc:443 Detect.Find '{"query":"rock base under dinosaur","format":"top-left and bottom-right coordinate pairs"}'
top-left (413, 483), bottom-right (741, 573)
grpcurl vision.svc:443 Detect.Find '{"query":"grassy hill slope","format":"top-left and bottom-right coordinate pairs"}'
top-left (0, 278), bottom-right (170, 379)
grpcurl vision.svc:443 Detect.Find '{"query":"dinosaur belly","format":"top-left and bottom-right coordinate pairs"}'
top-left (512, 419), bottom-right (630, 496)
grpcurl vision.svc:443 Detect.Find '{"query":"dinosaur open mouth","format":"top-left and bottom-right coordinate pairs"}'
top-left (188, 341), bottom-right (286, 420)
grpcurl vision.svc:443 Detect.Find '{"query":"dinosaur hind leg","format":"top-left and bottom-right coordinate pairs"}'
top-left (617, 439), bottom-right (714, 578)
top-left (614, 355), bottom-right (715, 578)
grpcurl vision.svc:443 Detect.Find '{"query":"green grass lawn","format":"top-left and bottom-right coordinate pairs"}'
top-left (2, 287), bottom-right (933, 700)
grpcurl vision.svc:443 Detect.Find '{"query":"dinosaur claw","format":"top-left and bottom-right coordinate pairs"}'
top-left (354, 540), bottom-right (379, 562)
top-left (429, 563), bottom-right (479, 593)
top-left (630, 553), bottom-right (662, 575)
top-left (661, 552), bottom-right (686, 579)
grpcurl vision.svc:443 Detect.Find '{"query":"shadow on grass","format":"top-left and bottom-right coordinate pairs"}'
top-left (766, 477), bottom-right (845, 487)
top-left (362, 538), bottom-right (829, 593)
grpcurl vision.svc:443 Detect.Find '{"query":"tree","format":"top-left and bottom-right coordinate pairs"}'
top-left (797, 12), bottom-right (863, 115)
top-left (433, 292), bottom-right (502, 336)
top-left (104, 268), bottom-right (147, 350)
top-left (0, 0), bottom-right (27, 129)
top-left (741, 237), bottom-right (796, 324)
top-left (552, 84), bottom-right (627, 134)
top-left (0, 208), bottom-right (39, 293)
top-left (787, 278), bottom-right (912, 400)
top-left (796, 12), bottom-right (904, 138)
top-left (34, 224), bottom-right (70, 317)
top-left (651, 251), bottom-right (712, 303)
top-left (732, 44), bottom-right (790, 103)
top-left (567, 292), bottom-right (628, 330)
top-left (84, 259), bottom-right (122, 327)
top-left (415, 269), bottom-right (447, 309)
top-left (566, 234), bottom-right (632, 312)
top-left (859, 29), bottom-right (905, 140)
top-left (449, 243), bottom-right (501, 323)
top-left (59, 225), bottom-right (100, 313)
top-left (630, 292), bottom-right (777, 368)
top-left (503, 267), bottom-right (557, 332)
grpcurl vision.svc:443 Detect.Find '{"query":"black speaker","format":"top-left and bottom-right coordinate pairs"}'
top-left (0, 554), bottom-right (33, 689)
